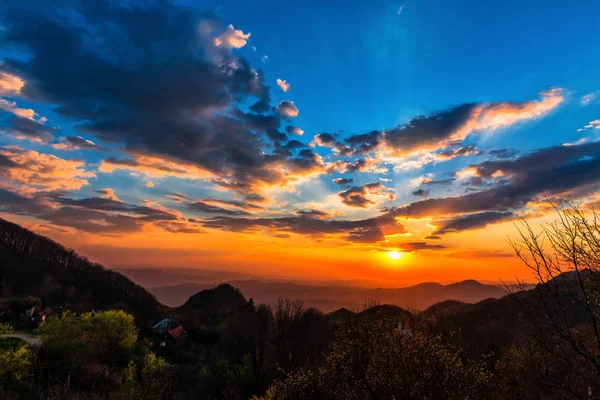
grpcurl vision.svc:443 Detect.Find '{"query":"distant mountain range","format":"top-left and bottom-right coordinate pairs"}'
top-left (141, 278), bottom-right (505, 312)
top-left (0, 216), bottom-right (506, 324)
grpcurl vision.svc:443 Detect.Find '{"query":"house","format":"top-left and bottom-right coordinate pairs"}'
top-left (152, 318), bottom-right (182, 334)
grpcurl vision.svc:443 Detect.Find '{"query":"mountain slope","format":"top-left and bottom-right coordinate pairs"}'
top-left (147, 279), bottom-right (505, 311)
top-left (0, 218), bottom-right (164, 326)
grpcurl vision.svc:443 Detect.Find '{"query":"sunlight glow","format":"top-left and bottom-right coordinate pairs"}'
top-left (387, 250), bottom-right (403, 261)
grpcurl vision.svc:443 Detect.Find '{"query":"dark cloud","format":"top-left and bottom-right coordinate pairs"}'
top-left (387, 141), bottom-right (600, 232)
top-left (165, 192), bottom-right (188, 203)
top-left (422, 177), bottom-right (456, 186)
top-left (447, 250), bottom-right (514, 259)
top-left (424, 235), bottom-right (442, 240)
top-left (295, 209), bottom-right (331, 219)
top-left (53, 136), bottom-right (103, 151)
top-left (312, 132), bottom-right (353, 156)
top-left (411, 189), bottom-right (429, 197)
top-left (0, 188), bottom-right (200, 234)
top-left (201, 198), bottom-right (265, 212)
top-left (0, 0), bottom-right (319, 198)
top-left (188, 201), bottom-right (250, 216)
top-left (333, 178), bottom-right (354, 187)
top-left (437, 145), bottom-right (481, 160)
top-left (339, 182), bottom-right (395, 208)
top-left (313, 132), bottom-right (336, 145)
top-left (1, 114), bottom-right (56, 142)
top-left (345, 104), bottom-right (476, 155)
top-left (488, 148), bottom-right (518, 159)
top-left (396, 242), bottom-right (446, 252)
top-left (274, 101), bottom-right (299, 119)
top-left (344, 130), bottom-right (382, 154)
top-left (432, 211), bottom-right (514, 234)
top-left (285, 125), bottom-right (304, 136)
top-left (201, 211), bottom-right (405, 243)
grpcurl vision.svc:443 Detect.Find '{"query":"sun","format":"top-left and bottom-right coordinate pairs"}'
top-left (386, 250), bottom-right (403, 261)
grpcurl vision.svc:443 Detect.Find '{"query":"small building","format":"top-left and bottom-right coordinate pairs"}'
top-left (152, 318), bottom-right (183, 335)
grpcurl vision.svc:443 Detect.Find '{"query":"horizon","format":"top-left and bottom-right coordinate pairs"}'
top-left (114, 264), bottom-right (525, 289)
top-left (0, 0), bottom-right (599, 286)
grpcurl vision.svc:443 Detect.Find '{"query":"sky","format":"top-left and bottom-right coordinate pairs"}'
top-left (0, 0), bottom-right (599, 286)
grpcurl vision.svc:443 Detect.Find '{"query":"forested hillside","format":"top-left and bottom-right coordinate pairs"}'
top-left (0, 218), bottom-right (163, 325)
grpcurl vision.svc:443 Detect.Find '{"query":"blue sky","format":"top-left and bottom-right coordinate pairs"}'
top-left (0, 0), bottom-right (599, 282)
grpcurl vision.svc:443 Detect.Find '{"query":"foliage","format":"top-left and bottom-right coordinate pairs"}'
top-left (39, 309), bottom-right (137, 363)
top-left (117, 351), bottom-right (173, 400)
top-left (263, 311), bottom-right (493, 399)
top-left (0, 322), bottom-right (14, 334)
top-left (0, 341), bottom-right (35, 393)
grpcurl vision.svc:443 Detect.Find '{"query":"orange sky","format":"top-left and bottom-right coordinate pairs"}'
top-left (2, 211), bottom-right (536, 287)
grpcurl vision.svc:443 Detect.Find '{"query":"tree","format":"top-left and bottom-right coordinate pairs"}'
top-left (262, 310), bottom-right (493, 399)
top-left (0, 340), bottom-right (35, 395)
top-left (506, 200), bottom-right (600, 398)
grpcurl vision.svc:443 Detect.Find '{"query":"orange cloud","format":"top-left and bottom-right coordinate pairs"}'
top-left (214, 24), bottom-right (250, 49)
top-left (381, 89), bottom-right (565, 163)
top-left (276, 79), bottom-right (290, 92)
top-left (0, 146), bottom-right (95, 192)
top-left (0, 72), bottom-right (25, 96)
top-left (98, 153), bottom-right (215, 180)
top-left (0, 98), bottom-right (36, 120)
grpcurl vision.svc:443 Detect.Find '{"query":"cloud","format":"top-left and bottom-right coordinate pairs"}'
top-left (339, 182), bottom-right (395, 208)
top-left (432, 211), bottom-right (514, 234)
top-left (578, 120), bottom-right (600, 132)
top-left (1, 2), bottom-right (324, 201)
top-left (488, 148), bottom-right (518, 159)
top-left (386, 141), bottom-right (600, 232)
top-left (396, 241), bottom-right (445, 252)
top-left (436, 146), bottom-right (481, 160)
top-left (424, 235), bottom-right (441, 240)
top-left (0, 146), bottom-right (95, 192)
top-left (275, 101), bottom-right (299, 118)
top-left (0, 113), bottom-right (56, 143)
top-left (165, 192), bottom-right (188, 203)
top-left (295, 209), bottom-right (331, 219)
top-left (188, 201), bottom-right (250, 216)
top-left (285, 125), bottom-right (304, 136)
top-left (98, 154), bottom-right (215, 180)
top-left (327, 157), bottom-right (387, 174)
top-left (23, 192), bottom-right (203, 235)
top-left (214, 24), bottom-right (250, 49)
top-left (276, 79), bottom-right (290, 92)
top-left (345, 90), bottom-right (564, 163)
top-left (96, 188), bottom-right (120, 201)
top-left (333, 178), bottom-right (354, 187)
top-left (0, 98), bottom-right (36, 119)
top-left (52, 136), bottom-right (103, 151)
top-left (0, 72), bottom-right (25, 96)
top-left (311, 132), bottom-right (354, 156)
top-left (201, 211), bottom-right (405, 243)
top-left (447, 250), bottom-right (513, 259)
top-left (581, 91), bottom-right (598, 106)
top-left (411, 189), bottom-right (429, 197)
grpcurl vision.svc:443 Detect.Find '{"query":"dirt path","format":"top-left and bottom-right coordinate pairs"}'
top-left (0, 333), bottom-right (41, 346)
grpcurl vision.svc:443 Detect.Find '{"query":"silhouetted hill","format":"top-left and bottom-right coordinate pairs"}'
top-left (419, 272), bottom-right (596, 358)
top-left (148, 278), bottom-right (505, 312)
top-left (0, 218), bottom-right (163, 326)
top-left (180, 283), bottom-right (247, 312)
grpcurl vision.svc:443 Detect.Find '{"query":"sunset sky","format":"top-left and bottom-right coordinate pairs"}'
top-left (1, 0), bottom-right (599, 286)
